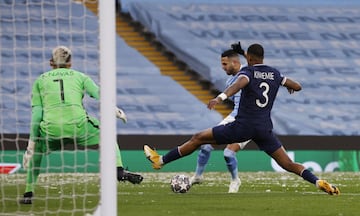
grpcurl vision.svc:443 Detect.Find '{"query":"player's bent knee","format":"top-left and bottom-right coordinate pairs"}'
top-left (223, 148), bottom-right (235, 158)
top-left (200, 144), bottom-right (214, 152)
top-left (191, 132), bottom-right (207, 143)
top-left (226, 143), bottom-right (241, 152)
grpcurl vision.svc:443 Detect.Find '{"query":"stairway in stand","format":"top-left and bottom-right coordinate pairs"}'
top-left (84, 2), bottom-right (232, 118)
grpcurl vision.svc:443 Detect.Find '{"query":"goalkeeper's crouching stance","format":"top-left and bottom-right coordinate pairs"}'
top-left (20, 46), bottom-right (143, 204)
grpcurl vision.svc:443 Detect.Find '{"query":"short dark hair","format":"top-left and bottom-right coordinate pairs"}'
top-left (247, 44), bottom-right (264, 58)
top-left (221, 49), bottom-right (239, 58)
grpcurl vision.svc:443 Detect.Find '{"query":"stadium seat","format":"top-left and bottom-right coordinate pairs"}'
top-left (0, 1), bottom-right (222, 134)
top-left (125, 1), bottom-right (360, 135)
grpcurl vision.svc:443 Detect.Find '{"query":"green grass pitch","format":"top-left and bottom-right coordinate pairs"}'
top-left (1, 172), bottom-right (359, 216)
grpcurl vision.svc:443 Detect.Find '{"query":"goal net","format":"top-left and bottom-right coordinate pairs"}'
top-left (0, 0), bottom-right (116, 215)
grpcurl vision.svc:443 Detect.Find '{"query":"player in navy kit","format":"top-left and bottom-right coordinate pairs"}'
top-left (144, 43), bottom-right (340, 195)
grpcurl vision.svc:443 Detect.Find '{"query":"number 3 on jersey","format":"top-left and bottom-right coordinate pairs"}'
top-left (256, 82), bottom-right (269, 108)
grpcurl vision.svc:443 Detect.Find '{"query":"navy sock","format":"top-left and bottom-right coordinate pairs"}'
top-left (162, 147), bottom-right (182, 164)
top-left (301, 169), bottom-right (319, 184)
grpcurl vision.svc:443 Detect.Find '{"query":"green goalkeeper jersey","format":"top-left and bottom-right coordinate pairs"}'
top-left (31, 68), bottom-right (99, 137)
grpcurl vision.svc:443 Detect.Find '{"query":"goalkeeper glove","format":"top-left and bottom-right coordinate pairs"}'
top-left (116, 107), bottom-right (127, 123)
top-left (231, 41), bottom-right (245, 56)
top-left (22, 140), bottom-right (35, 170)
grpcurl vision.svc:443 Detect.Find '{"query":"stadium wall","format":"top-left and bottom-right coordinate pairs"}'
top-left (1, 134), bottom-right (359, 172)
top-left (0, 149), bottom-right (350, 173)
top-left (2, 134), bottom-right (360, 151)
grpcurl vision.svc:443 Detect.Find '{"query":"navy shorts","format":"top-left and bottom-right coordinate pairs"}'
top-left (212, 120), bottom-right (282, 155)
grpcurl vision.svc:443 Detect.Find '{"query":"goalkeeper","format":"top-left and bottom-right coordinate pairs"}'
top-left (20, 46), bottom-right (143, 204)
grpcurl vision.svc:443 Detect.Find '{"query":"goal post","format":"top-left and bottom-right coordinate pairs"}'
top-left (99, 0), bottom-right (117, 215)
top-left (0, 0), bottom-right (117, 215)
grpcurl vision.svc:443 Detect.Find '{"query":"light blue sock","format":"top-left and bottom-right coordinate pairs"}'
top-left (194, 144), bottom-right (213, 176)
top-left (224, 148), bottom-right (238, 180)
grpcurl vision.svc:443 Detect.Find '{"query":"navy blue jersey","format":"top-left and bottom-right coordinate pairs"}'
top-left (213, 64), bottom-right (287, 154)
top-left (236, 64), bottom-right (286, 129)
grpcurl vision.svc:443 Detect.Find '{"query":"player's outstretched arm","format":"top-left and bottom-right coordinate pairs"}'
top-left (208, 75), bottom-right (249, 110)
top-left (224, 75), bottom-right (249, 96)
top-left (22, 140), bottom-right (35, 170)
top-left (23, 105), bottom-right (42, 170)
top-left (283, 78), bottom-right (302, 94)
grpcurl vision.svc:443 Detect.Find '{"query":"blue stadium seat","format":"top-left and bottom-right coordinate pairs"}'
top-left (125, 1), bottom-right (360, 135)
top-left (0, 1), bottom-right (222, 134)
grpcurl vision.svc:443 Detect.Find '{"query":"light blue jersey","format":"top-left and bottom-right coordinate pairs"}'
top-left (227, 65), bottom-right (246, 118)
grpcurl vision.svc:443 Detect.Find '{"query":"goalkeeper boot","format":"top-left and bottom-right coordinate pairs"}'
top-left (228, 177), bottom-right (241, 193)
top-left (144, 145), bottom-right (163, 170)
top-left (190, 175), bottom-right (203, 185)
top-left (117, 167), bottom-right (143, 184)
top-left (316, 180), bottom-right (340, 195)
top-left (19, 191), bottom-right (33, 204)
top-left (124, 170), bottom-right (143, 184)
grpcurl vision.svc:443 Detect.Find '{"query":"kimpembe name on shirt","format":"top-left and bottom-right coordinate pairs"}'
top-left (254, 71), bottom-right (274, 80)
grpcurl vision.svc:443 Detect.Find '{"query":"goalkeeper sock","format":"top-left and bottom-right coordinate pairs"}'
top-left (25, 152), bottom-right (43, 193)
top-left (224, 148), bottom-right (238, 180)
top-left (115, 144), bottom-right (124, 167)
top-left (195, 144), bottom-right (213, 176)
top-left (300, 169), bottom-right (319, 184)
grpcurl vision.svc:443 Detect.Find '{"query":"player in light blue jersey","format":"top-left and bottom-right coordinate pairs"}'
top-left (144, 43), bottom-right (340, 195)
top-left (190, 49), bottom-right (250, 193)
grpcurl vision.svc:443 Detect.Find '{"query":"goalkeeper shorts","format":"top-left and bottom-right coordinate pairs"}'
top-left (36, 116), bottom-right (100, 153)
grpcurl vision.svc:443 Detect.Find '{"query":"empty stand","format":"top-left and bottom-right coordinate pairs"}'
top-left (0, 1), bottom-right (223, 135)
top-left (125, 1), bottom-right (360, 135)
